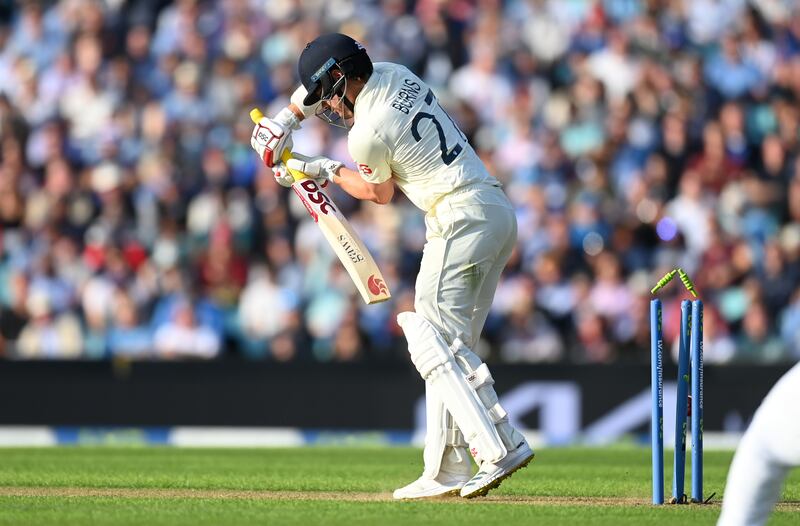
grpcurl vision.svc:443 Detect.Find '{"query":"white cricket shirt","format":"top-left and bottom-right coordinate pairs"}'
top-left (348, 62), bottom-right (498, 212)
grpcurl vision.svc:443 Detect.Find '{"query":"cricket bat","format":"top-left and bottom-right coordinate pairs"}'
top-left (250, 109), bottom-right (391, 304)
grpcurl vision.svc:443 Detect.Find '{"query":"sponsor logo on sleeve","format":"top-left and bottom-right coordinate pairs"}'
top-left (357, 163), bottom-right (373, 177)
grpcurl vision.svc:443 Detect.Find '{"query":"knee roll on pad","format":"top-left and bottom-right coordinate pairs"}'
top-left (397, 312), bottom-right (451, 379)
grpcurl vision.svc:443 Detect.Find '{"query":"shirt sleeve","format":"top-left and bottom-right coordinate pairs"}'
top-left (348, 124), bottom-right (393, 184)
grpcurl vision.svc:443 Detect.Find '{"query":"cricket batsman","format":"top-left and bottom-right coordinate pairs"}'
top-left (249, 33), bottom-right (533, 499)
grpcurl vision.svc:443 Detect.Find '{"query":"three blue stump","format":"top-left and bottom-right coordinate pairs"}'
top-left (651, 299), bottom-right (703, 505)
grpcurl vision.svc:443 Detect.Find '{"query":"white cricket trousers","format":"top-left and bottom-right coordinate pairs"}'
top-left (717, 362), bottom-right (800, 526)
top-left (414, 183), bottom-right (516, 349)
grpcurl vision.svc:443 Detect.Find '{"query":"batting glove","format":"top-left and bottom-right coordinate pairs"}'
top-left (286, 154), bottom-right (343, 185)
top-left (290, 85), bottom-right (322, 119)
top-left (272, 162), bottom-right (295, 188)
top-left (250, 107), bottom-right (300, 168)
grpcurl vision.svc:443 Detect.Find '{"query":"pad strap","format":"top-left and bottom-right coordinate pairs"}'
top-left (451, 338), bottom-right (526, 451)
top-left (447, 426), bottom-right (468, 448)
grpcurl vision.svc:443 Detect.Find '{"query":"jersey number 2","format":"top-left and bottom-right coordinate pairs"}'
top-left (411, 90), bottom-right (464, 166)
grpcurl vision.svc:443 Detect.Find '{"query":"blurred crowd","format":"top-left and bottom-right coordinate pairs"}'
top-left (1, 0), bottom-right (799, 364)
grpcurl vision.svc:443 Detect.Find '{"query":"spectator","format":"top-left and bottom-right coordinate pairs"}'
top-left (153, 299), bottom-right (220, 360)
top-left (16, 292), bottom-right (82, 359)
top-left (704, 34), bottom-right (764, 100)
top-left (735, 301), bottom-right (786, 362)
top-left (496, 275), bottom-right (564, 363)
top-left (0, 271), bottom-right (29, 356)
top-left (107, 291), bottom-right (152, 359)
top-left (665, 170), bottom-right (714, 256)
top-left (236, 263), bottom-right (297, 359)
top-left (587, 29), bottom-right (641, 102)
top-left (0, 0), bottom-right (797, 364)
top-left (574, 308), bottom-right (614, 363)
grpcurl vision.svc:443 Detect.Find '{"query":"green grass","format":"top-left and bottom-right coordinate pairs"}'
top-left (0, 447), bottom-right (797, 525)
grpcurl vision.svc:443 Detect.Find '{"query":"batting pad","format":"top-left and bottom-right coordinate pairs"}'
top-left (452, 340), bottom-right (526, 451)
top-left (398, 311), bottom-right (506, 463)
top-left (421, 383), bottom-right (469, 479)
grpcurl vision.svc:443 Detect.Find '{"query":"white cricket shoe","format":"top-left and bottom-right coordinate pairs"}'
top-left (393, 469), bottom-right (472, 500)
top-left (460, 440), bottom-right (534, 498)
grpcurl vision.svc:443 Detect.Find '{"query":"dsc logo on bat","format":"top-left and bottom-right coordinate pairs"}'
top-left (293, 180), bottom-right (337, 222)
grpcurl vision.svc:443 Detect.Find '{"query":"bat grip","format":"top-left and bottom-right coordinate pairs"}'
top-left (249, 108), bottom-right (307, 182)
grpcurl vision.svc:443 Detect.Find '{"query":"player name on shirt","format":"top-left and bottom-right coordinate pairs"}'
top-left (350, 62), bottom-right (499, 212)
top-left (390, 78), bottom-right (422, 114)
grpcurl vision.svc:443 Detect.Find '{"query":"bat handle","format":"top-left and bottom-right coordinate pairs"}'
top-left (249, 108), bottom-right (307, 182)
